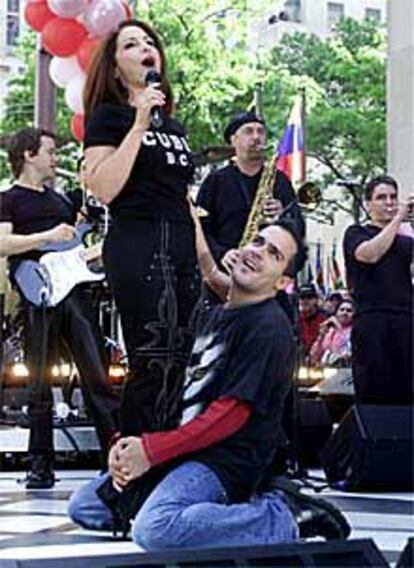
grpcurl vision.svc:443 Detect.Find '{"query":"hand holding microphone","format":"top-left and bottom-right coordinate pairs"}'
top-left (130, 70), bottom-right (165, 130)
top-left (145, 69), bottom-right (164, 128)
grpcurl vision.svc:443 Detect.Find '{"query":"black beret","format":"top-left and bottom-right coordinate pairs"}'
top-left (298, 283), bottom-right (319, 299)
top-left (224, 111), bottom-right (266, 144)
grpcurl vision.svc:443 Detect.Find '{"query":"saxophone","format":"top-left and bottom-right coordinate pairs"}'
top-left (239, 156), bottom-right (278, 247)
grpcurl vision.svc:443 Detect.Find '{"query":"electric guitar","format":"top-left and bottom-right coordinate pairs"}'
top-left (14, 223), bottom-right (105, 307)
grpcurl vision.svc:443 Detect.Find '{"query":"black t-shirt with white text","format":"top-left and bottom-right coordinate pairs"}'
top-left (84, 103), bottom-right (195, 223)
top-left (180, 298), bottom-right (295, 502)
top-left (343, 223), bottom-right (413, 314)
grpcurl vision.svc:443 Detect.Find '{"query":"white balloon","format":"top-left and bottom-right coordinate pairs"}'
top-left (47, 0), bottom-right (89, 19)
top-left (49, 56), bottom-right (82, 89)
top-left (65, 72), bottom-right (86, 114)
top-left (84, 0), bottom-right (126, 37)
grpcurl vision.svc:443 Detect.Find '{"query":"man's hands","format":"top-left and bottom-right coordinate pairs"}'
top-left (45, 223), bottom-right (75, 243)
top-left (220, 199), bottom-right (283, 274)
top-left (221, 249), bottom-right (240, 273)
top-left (318, 316), bottom-right (340, 336)
top-left (262, 197), bottom-right (283, 222)
top-left (108, 437), bottom-right (151, 492)
top-left (396, 195), bottom-right (414, 224)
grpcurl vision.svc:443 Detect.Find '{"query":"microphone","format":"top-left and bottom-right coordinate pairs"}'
top-left (145, 69), bottom-right (164, 129)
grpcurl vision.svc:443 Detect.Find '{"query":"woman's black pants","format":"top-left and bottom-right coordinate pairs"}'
top-left (103, 218), bottom-right (201, 435)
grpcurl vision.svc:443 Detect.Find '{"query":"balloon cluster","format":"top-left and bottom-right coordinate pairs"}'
top-left (24, 0), bottom-right (133, 141)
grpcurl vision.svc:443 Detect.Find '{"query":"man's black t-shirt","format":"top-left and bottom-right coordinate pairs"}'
top-left (0, 184), bottom-right (76, 278)
top-left (84, 103), bottom-right (195, 223)
top-left (343, 224), bottom-right (413, 314)
top-left (196, 162), bottom-right (305, 262)
top-left (180, 298), bottom-right (295, 502)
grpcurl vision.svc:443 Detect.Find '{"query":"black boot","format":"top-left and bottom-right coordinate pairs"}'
top-left (267, 476), bottom-right (351, 541)
top-left (26, 453), bottom-right (55, 489)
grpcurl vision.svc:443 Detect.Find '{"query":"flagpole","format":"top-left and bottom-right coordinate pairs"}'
top-left (300, 86), bottom-right (306, 182)
top-left (254, 82), bottom-right (264, 118)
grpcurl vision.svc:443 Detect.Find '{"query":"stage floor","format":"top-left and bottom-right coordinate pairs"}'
top-left (0, 469), bottom-right (412, 566)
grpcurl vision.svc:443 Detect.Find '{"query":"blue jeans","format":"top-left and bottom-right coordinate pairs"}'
top-left (68, 461), bottom-right (299, 549)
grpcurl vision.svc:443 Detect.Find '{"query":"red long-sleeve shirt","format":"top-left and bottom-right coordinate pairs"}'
top-left (142, 397), bottom-right (251, 466)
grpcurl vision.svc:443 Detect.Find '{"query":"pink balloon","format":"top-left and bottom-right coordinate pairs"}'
top-left (83, 0), bottom-right (126, 37)
top-left (47, 0), bottom-right (88, 18)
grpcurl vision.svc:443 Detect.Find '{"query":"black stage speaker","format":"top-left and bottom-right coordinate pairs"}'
top-left (396, 537), bottom-right (413, 568)
top-left (0, 539), bottom-right (388, 567)
top-left (321, 404), bottom-right (413, 491)
top-left (297, 398), bottom-right (333, 466)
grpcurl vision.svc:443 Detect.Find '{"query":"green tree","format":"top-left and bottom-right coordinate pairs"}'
top-left (144, 0), bottom-right (260, 149)
top-left (0, 1), bottom-right (260, 170)
top-left (0, 31), bottom-right (76, 187)
top-left (266, 17), bottom-right (386, 219)
top-left (0, 10), bottom-right (386, 208)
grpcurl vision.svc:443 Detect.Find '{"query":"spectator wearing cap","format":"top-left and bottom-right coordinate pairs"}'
top-left (196, 111), bottom-right (305, 279)
top-left (323, 292), bottom-right (343, 316)
top-left (298, 284), bottom-right (327, 360)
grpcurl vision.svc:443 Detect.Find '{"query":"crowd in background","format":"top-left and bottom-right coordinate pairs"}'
top-left (297, 283), bottom-right (354, 368)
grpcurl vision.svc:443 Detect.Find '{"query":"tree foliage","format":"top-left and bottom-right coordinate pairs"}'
top-left (0, 7), bottom-right (386, 202)
top-left (143, 0), bottom-right (260, 149)
top-left (266, 17), bottom-right (386, 217)
top-left (0, 32), bottom-right (75, 186)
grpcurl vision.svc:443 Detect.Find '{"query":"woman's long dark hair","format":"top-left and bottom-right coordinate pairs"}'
top-left (83, 20), bottom-right (173, 120)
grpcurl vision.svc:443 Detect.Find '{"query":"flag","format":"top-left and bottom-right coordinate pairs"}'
top-left (326, 255), bottom-right (333, 295)
top-left (276, 95), bottom-right (305, 188)
top-left (331, 242), bottom-right (344, 290)
top-left (307, 261), bottom-right (314, 284)
top-left (315, 241), bottom-right (325, 295)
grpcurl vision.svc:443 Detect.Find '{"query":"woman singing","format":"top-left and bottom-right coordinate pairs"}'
top-left (83, 20), bottom-right (200, 437)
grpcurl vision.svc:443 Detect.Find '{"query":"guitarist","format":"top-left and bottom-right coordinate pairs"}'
top-left (0, 127), bottom-right (119, 489)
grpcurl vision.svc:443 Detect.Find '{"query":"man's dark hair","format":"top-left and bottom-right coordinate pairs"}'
top-left (7, 127), bottom-right (55, 178)
top-left (327, 291), bottom-right (343, 303)
top-left (335, 298), bottom-right (354, 314)
top-left (271, 219), bottom-right (307, 277)
top-left (365, 175), bottom-right (398, 201)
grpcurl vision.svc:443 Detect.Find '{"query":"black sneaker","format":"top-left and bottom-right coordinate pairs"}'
top-left (26, 470), bottom-right (55, 489)
top-left (267, 476), bottom-right (351, 541)
top-left (26, 454), bottom-right (55, 490)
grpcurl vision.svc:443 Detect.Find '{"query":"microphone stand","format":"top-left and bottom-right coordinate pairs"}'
top-left (0, 291), bottom-right (5, 419)
top-left (285, 286), bottom-right (327, 492)
top-left (0, 224), bottom-right (12, 418)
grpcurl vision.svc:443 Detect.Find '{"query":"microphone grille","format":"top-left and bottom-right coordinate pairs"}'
top-left (145, 69), bottom-right (162, 85)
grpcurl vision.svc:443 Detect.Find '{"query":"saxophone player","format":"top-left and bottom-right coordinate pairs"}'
top-left (196, 111), bottom-right (305, 275)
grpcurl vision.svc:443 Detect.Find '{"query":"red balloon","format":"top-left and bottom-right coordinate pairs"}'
top-left (76, 37), bottom-right (101, 72)
top-left (71, 114), bottom-right (84, 142)
top-left (42, 17), bottom-right (88, 57)
top-left (24, 1), bottom-right (55, 32)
